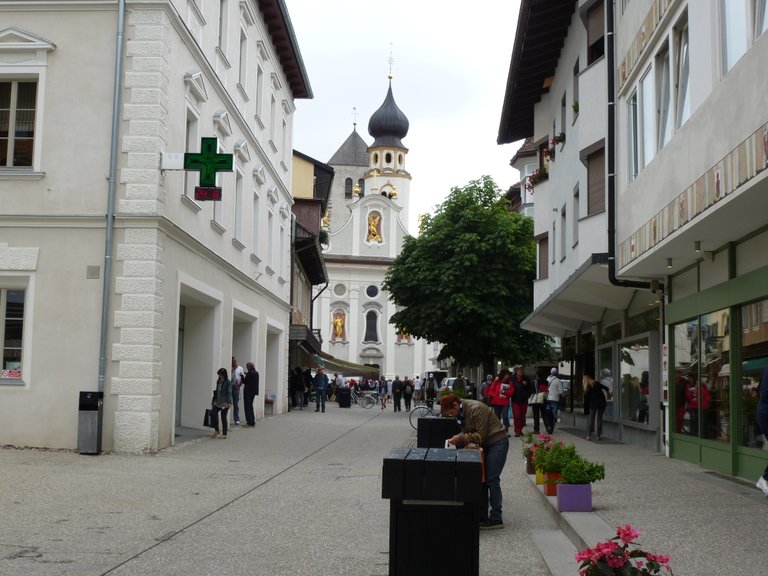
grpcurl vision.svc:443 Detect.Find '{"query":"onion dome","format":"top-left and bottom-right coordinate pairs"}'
top-left (368, 81), bottom-right (409, 148)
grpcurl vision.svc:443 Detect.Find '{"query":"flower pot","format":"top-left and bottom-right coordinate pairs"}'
top-left (544, 472), bottom-right (561, 496)
top-left (535, 470), bottom-right (545, 485)
top-left (526, 455), bottom-right (535, 475)
top-left (557, 483), bottom-right (592, 512)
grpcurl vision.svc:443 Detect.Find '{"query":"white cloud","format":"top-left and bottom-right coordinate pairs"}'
top-left (286, 0), bottom-right (523, 233)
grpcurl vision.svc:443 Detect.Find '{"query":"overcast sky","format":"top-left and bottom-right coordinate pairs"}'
top-left (285, 0), bottom-right (523, 234)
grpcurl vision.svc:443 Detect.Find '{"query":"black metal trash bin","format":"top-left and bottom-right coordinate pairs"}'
top-left (78, 391), bottom-right (104, 455)
top-left (382, 447), bottom-right (482, 576)
top-left (336, 387), bottom-right (352, 408)
top-left (416, 416), bottom-right (460, 448)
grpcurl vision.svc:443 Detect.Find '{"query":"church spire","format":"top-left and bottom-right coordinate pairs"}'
top-left (368, 78), bottom-right (409, 148)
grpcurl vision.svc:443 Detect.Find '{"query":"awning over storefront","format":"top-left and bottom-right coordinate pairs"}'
top-left (521, 254), bottom-right (638, 338)
top-left (314, 352), bottom-right (379, 377)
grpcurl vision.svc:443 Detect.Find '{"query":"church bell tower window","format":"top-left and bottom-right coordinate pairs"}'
top-left (385, 152), bottom-right (392, 164)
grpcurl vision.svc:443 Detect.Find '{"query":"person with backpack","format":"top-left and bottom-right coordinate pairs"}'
top-left (403, 377), bottom-right (414, 411)
top-left (510, 365), bottom-right (534, 437)
top-left (484, 369), bottom-right (513, 434)
top-left (530, 367), bottom-right (550, 434)
top-left (392, 375), bottom-right (404, 412)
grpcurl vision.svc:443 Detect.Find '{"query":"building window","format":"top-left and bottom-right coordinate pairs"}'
top-left (234, 171), bottom-right (243, 240)
top-left (740, 298), bottom-right (768, 450)
top-left (238, 28), bottom-right (247, 89)
top-left (0, 80), bottom-right (36, 168)
top-left (587, 0), bottom-right (605, 65)
top-left (587, 148), bottom-right (605, 214)
top-left (218, 0), bottom-right (229, 52)
top-left (656, 44), bottom-right (672, 149)
top-left (358, 179), bottom-right (365, 195)
top-left (572, 185), bottom-right (580, 246)
top-left (363, 310), bottom-right (379, 343)
top-left (723, 0), bottom-right (748, 72)
top-left (628, 91), bottom-right (639, 179)
top-left (366, 285), bottom-right (379, 298)
top-left (675, 19), bottom-right (691, 129)
top-left (640, 69), bottom-right (655, 168)
top-left (267, 210), bottom-right (274, 269)
top-left (0, 289), bottom-right (24, 382)
top-left (551, 221), bottom-right (556, 265)
top-left (560, 93), bottom-right (566, 138)
top-left (538, 236), bottom-right (549, 280)
top-left (344, 178), bottom-right (353, 198)
top-left (560, 205), bottom-right (566, 261)
top-left (252, 192), bottom-right (260, 259)
top-left (255, 65), bottom-right (264, 123)
top-left (184, 107), bottom-right (199, 198)
top-left (572, 60), bottom-right (579, 121)
top-left (758, 0), bottom-right (768, 37)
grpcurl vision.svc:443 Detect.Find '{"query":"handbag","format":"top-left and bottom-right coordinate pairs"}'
top-left (203, 408), bottom-right (214, 428)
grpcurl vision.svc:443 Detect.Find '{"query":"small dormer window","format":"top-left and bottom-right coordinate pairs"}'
top-left (385, 152), bottom-right (392, 164)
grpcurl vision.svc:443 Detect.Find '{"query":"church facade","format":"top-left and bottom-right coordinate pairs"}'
top-left (314, 81), bottom-right (437, 380)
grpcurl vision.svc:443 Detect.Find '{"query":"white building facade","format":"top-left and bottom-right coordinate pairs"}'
top-left (499, 0), bottom-right (768, 480)
top-left (0, 0), bottom-right (311, 451)
top-left (314, 82), bottom-right (437, 380)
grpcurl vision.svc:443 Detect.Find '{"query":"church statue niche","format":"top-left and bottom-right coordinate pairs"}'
top-left (367, 211), bottom-right (383, 243)
top-left (332, 311), bottom-right (346, 341)
top-left (396, 329), bottom-right (411, 344)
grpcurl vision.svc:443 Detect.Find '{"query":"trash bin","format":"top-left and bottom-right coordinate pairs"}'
top-left (78, 391), bottom-right (104, 455)
top-left (416, 416), bottom-right (460, 448)
top-left (382, 447), bottom-right (482, 576)
top-left (336, 386), bottom-right (352, 408)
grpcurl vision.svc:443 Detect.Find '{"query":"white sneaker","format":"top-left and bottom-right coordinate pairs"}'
top-left (756, 476), bottom-right (768, 496)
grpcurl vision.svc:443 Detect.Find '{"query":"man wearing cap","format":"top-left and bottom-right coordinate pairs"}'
top-left (546, 367), bottom-right (564, 433)
top-left (439, 393), bottom-right (509, 530)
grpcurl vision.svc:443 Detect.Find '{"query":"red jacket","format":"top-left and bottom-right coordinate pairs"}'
top-left (484, 377), bottom-right (512, 406)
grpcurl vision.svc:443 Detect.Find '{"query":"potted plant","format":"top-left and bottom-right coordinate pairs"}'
top-left (556, 455), bottom-right (605, 512)
top-left (521, 432), bottom-right (536, 474)
top-left (572, 100), bottom-right (579, 115)
top-left (526, 434), bottom-right (555, 482)
top-left (535, 442), bottom-right (577, 496)
top-left (525, 165), bottom-right (549, 193)
top-left (576, 524), bottom-right (672, 575)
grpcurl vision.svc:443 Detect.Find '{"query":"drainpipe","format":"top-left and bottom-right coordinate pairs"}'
top-left (98, 0), bottom-right (126, 393)
top-left (606, 0), bottom-right (655, 291)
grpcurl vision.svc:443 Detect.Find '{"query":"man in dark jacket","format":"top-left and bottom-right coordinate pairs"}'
top-left (391, 375), bottom-right (404, 412)
top-left (242, 362), bottom-right (260, 426)
top-left (440, 394), bottom-right (509, 530)
top-left (313, 367), bottom-right (329, 413)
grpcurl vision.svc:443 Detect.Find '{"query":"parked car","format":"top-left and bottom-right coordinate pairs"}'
top-left (438, 377), bottom-right (456, 393)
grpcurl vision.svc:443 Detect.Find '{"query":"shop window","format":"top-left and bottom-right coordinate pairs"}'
top-left (740, 298), bottom-right (768, 449)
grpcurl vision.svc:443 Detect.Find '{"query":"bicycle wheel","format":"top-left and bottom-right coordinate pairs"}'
top-left (360, 394), bottom-right (375, 409)
top-left (409, 405), bottom-right (431, 430)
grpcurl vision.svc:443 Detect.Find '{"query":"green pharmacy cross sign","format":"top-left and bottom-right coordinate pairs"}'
top-left (184, 137), bottom-right (233, 201)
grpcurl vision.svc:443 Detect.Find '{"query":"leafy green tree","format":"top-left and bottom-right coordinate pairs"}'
top-left (383, 176), bottom-right (553, 374)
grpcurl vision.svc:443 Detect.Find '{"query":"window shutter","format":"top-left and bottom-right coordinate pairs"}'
top-left (587, 148), bottom-right (605, 214)
top-left (587, 1), bottom-right (604, 47)
top-left (539, 237), bottom-right (549, 279)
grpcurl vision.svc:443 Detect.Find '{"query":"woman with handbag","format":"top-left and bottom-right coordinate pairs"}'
top-left (584, 374), bottom-right (610, 440)
top-left (211, 368), bottom-right (233, 439)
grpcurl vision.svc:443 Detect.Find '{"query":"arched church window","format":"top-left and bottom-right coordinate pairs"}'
top-left (385, 152), bottom-right (392, 164)
top-left (364, 310), bottom-right (379, 343)
top-left (373, 152), bottom-right (379, 164)
top-left (398, 153), bottom-right (403, 166)
top-left (344, 178), bottom-right (353, 198)
top-left (358, 179), bottom-right (365, 195)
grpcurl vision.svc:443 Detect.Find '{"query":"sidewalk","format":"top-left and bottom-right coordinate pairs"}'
top-left (0, 407), bottom-right (765, 576)
top-left (524, 427), bottom-right (768, 575)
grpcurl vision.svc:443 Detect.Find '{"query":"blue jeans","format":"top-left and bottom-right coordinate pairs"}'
top-left (231, 386), bottom-right (240, 423)
top-left (546, 401), bottom-right (559, 430)
top-left (483, 437), bottom-right (509, 522)
top-left (315, 388), bottom-right (327, 411)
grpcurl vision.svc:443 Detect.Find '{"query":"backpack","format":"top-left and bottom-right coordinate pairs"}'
top-left (405, 384), bottom-right (413, 394)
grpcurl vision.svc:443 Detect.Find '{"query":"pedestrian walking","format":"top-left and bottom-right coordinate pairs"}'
top-left (242, 361), bottom-right (259, 426)
top-left (484, 370), bottom-right (512, 433)
top-left (510, 365), bottom-right (533, 437)
top-left (403, 377), bottom-right (414, 411)
top-left (392, 375), bottom-right (404, 412)
top-left (584, 374), bottom-right (609, 440)
top-left (756, 368), bottom-right (768, 496)
top-left (440, 394), bottom-right (510, 530)
top-left (211, 368), bottom-right (232, 439)
top-left (314, 366), bottom-right (329, 413)
top-left (453, 373), bottom-right (467, 395)
top-left (530, 367), bottom-right (550, 434)
top-left (230, 356), bottom-right (245, 426)
top-left (546, 367), bottom-right (563, 433)
top-left (378, 378), bottom-right (388, 410)
top-left (413, 376), bottom-right (422, 402)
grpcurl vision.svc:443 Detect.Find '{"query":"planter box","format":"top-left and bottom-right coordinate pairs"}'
top-left (544, 472), bottom-right (561, 496)
top-left (535, 470), bottom-right (545, 485)
top-left (557, 483), bottom-right (592, 512)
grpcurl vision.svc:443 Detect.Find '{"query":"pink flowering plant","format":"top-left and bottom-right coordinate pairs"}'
top-left (576, 524), bottom-right (672, 575)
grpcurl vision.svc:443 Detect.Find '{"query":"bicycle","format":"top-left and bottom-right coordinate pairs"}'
top-left (350, 388), bottom-right (377, 409)
top-left (409, 399), bottom-right (440, 430)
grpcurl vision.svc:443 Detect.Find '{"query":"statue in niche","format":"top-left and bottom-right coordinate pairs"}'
top-left (332, 313), bottom-right (345, 340)
top-left (367, 212), bottom-right (383, 243)
top-left (397, 329), bottom-right (410, 343)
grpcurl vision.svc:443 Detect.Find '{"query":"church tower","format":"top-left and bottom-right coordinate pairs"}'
top-left (314, 78), bottom-right (435, 380)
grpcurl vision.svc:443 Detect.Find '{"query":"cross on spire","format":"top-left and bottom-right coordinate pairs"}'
top-left (388, 43), bottom-right (394, 80)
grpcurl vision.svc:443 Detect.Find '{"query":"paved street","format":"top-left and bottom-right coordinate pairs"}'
top-left (3, 403), bottom-right (768, 575)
